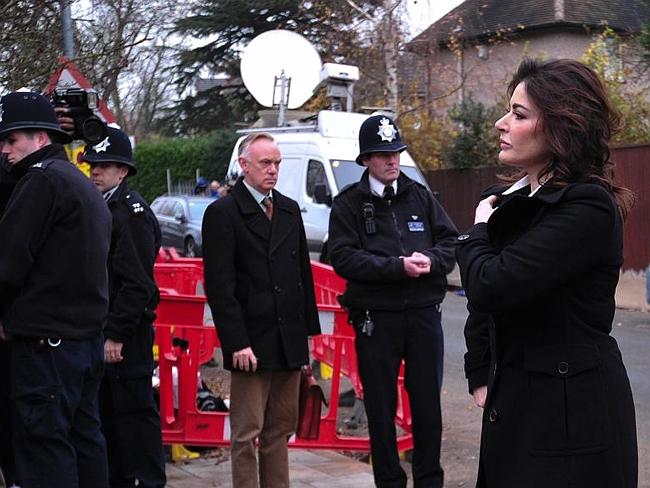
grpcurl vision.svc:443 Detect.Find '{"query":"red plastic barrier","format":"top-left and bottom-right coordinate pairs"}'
top-left (153, 251), bottom-right (414, 452)
top-left (154, 263), bottom-right (205, 296)
top-left (156, 247), bottom-right (203, 266)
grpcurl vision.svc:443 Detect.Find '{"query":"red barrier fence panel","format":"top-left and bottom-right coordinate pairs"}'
top-left (154, 254), bottom-right (414, 452)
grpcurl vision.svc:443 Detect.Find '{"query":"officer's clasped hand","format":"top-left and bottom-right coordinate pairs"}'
top-left (402, 251), bottom-right (431, 278)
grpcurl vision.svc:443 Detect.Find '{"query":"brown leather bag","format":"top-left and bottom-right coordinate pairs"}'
top-left (297, 366), bottom-right (327, 440)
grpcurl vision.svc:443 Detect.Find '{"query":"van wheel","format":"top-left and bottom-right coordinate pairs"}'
top-left (184, 237), bottom-right (196, 257)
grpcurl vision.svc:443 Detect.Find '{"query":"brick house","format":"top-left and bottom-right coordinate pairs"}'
top-left (405, 0), bottom-right (650, 110)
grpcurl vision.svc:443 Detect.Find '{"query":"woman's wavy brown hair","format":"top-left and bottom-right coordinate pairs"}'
top-left (504, 58), bottom-right (635, 218)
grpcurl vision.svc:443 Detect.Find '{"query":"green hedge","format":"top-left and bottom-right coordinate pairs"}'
top-left (129, 129), bottom-right (239, 203)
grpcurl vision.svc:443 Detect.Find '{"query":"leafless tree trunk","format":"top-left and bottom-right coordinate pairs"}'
top-left (382, 0), bottom-right (400, 112)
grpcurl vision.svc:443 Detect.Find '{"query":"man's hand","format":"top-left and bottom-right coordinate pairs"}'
top-left (232, 347), bottom-right (258, 372)
top-left (104, 338), bottom-right (124, 363)
top-left (54, 106), bottom-right (75, 137)
top-left (402, 251), bottom-right (431, 278)
top-left (472, 385), bottom-right (488, 408)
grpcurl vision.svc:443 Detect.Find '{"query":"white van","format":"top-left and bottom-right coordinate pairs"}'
top-left (227, 110), bottom-right (431, 262)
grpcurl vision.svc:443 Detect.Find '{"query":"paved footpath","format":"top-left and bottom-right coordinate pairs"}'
top-left (165, 449), bottom-right (375, 488)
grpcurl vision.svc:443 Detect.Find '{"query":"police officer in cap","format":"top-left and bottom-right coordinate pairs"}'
top-left (81, 127), bottom-right (166, 488)
top-left (0, 148), bottom-right (18, 487)
top-left (328, 114), bottom-right (458, 488)
top-left (0, 91), bottom-right (112, 488)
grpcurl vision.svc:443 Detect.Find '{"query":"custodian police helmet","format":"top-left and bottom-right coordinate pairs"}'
top-left (81, 126), bottom-right (136, 176)
top-left (0, 91), bottom-right (72, 144)
top-left (355, 114), bottom-right (407, 165)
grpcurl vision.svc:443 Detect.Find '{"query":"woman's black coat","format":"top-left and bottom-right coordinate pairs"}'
top-left (456, 182), bottom-right (637, 488)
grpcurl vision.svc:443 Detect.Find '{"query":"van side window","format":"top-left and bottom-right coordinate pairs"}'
top-left (306, 160), bottom-right (330, 198)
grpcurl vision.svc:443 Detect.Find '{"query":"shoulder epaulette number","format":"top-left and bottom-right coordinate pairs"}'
top-left (30, 160), bottom-right (55, 170)
top-left (130, 202), bottom-right (144, 214)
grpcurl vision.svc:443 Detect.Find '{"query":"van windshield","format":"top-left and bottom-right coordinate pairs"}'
top-left (330, 160), bottom-right (427, 190)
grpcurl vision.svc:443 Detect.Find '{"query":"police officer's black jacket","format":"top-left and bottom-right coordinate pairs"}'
top-left (0, 144), bottom-right (111, 339)
top-left (0, 157), bottom-right (19, 214)
top-left (104, 181), bottom-right (161, 344)
top-left (329, 170), bottom-right (458, 311)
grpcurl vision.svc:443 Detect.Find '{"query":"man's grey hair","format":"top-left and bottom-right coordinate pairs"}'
top-left (238, 132), bottom-right (275, 160)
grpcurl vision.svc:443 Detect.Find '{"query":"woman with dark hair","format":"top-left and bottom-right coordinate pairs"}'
top-left (457, 58), bottom-right (637, 487)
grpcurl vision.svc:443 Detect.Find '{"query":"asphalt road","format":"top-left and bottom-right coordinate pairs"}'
top-left (439, 291), bottom-right (650, 487)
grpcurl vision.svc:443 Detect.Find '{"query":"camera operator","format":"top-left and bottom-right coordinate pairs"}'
top-left (52, 88), bottom-right (107, 145)
top-left (0, 91), bottom-right (111, 488)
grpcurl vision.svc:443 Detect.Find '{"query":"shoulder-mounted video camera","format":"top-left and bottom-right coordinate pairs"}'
top-left (51, 88), bottom-right (108, 145)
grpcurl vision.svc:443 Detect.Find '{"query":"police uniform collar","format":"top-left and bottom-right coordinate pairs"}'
top-left (107, 180), bottom-right (132, 203)
top-left (358, 169), bottom-right (413, 197)
top-left (9, 144), bottom-right (66, 177)
top-left (368, 174), bottom-right (397, 197)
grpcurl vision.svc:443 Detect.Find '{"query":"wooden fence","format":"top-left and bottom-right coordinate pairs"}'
top-left (424, 144), bottom-right (650, 271)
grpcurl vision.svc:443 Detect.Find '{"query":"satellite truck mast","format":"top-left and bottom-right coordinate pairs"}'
top-left (240, 30), bottom-right (359, 127)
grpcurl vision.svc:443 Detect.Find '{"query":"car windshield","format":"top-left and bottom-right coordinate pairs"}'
top-left (330, 160), bottom-right (426, 190)
top-left (187, 200), bottom-right (211, 221)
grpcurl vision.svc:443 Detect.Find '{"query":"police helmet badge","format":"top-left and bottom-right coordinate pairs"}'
top-left (377, 117), bottom-right (396, 142)
top-left (94, 136), bottom-right (111, 153)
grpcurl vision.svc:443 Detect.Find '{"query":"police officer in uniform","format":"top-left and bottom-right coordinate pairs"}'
top-left (81, 127), bottom-right (166, 488)
top-left (0, 142), bottom-right (17, 488)
top-left (328, 114), bottom-right (458, 488)
top-left (0, 91), bottom-right (111, 488)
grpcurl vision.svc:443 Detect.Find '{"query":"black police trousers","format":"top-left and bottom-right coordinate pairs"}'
top-left (354, 305), bottom-right (444, 488)
top-left (11, 334), bottom-right (108, 488)
top-left (99, 325), bottom-right (166, 488)
top-left (0, 341), bottom-right (15, 486)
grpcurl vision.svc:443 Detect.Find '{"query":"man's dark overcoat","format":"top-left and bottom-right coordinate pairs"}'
top-left (456, 182), bottom-right (637, 488)
top-left (202, 178), bottom-right (321, 371)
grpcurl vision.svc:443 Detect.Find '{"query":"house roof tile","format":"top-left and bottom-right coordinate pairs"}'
top-left (409, 0), bottom-right (650, 48)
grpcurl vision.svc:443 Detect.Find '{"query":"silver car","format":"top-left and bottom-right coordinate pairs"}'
top-left (150, 195), bottom-right (214, 257)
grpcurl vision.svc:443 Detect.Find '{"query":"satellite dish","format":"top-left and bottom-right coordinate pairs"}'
top-left (241, 30), bottom-right (322, 110)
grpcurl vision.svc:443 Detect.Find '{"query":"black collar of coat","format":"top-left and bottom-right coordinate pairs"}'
top-left (231, 177), bottom-right (298, 251)
top-left (106, 180), bottom-right (129, 205)
top-left (356, 169), bottom-right (416, 197)
top-left (10, 144), bottom-right (67, 179)
top-left (481, 181), bottom-right (588, 207)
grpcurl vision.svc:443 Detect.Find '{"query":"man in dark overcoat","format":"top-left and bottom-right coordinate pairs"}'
top-left (202, 132), bottom-right (321, 488)
top-left (82, 127), bottom-right (166, 488)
